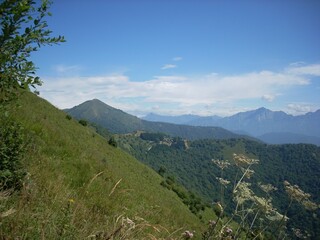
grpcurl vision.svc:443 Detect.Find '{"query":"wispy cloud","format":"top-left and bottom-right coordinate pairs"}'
top-left (286, 63), bottom-right (320, 76)
top-left (53, 64), bottom-right (82, 74)
top-left (173, 57), bottom-right (183, 61)
top-left (161, 64), bottom-right (177, 70)
top-left (261, 94), bottom-right (275, 102)
top-left (287, 103), bottom-right (313, 115)
top-left (39, 63), bottom-right (318, 115)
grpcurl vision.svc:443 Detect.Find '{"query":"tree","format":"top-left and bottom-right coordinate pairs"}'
top-left (0, 117), bottom-right (25, 189)
top-left (108, 136), bottom-right (117, 148)
top-left (0, 0), bottom-right (65, 103)
top-left (78, 119), bottom-right (88, 126)
top-left (158, 166), bottom-right (166, 177)
top-left (0, 0), bottom-right (64, 189)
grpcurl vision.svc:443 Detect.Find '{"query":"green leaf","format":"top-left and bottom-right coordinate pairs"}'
top-left (0, 0), bottom-right (64, 104)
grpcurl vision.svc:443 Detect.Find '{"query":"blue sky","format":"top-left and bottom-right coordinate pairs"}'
top-left (33, 0), bottom-right (320, 116)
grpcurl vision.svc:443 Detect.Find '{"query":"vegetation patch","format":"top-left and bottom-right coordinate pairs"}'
top-left (0, 117), bottom-right (26, 190)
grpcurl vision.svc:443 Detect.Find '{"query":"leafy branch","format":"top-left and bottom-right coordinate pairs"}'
top-left (0, 0), bottom-right (65, 103)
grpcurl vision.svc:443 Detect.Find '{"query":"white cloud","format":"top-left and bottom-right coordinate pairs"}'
top-left (286, 103), bottom-right (313, 115)
top-left (261, 94), bottom-right (275, 102)
top-left (161, 64), bottom-right (177, 70)
top-left (39, 63), bottom-right (316, 115)
top-left (286, 63), bottom-right (320, 76)
top-left (289, 61), bottom-right (305, 67)
top-left (53, 64), bottom-right (82, 74)
top-left (173, 57), bottom-right (183, 61)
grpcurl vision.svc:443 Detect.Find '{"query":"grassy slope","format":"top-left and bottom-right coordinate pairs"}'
top-left (1, 92), bottom-right (211, 239)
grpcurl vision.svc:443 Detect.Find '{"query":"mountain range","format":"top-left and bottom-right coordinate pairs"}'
top-left (60, 98), bottom-right (320, 237)
top-left (65, 99), bottom-right (255, 141)
top-left (143, 108), bottom-right (320, 145)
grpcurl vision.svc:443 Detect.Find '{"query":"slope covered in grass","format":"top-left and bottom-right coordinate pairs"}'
top-left (1, 92), bottom-right (213, 239)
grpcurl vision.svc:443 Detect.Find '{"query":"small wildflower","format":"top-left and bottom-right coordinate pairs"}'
top-left (233, 182), bottom-right (254, 205)
top-left (258, 182), bottom-right (277, 193)
top-left (253, 196), bottom-right (273, 213)
top-left (216, 177), bottom-right (230, 186)
top-left (284, 181), bottom-right (317, 210)
top-left (266, 210), bottom-right (288, 222)
top-left (212, 159), bottom-right (230, 170)
top-left (233, 153), bottom-right (259, 166)
top-left (68, 198), bottom-right (75, 204)
top-left (302, 200), bottom-right (318, 211)
top-left (240, 167), bottom-right (255, 179)
top-left (224, 226), bottom-right (233, 235)
top-left (182, 230), bottom-right (194, 239)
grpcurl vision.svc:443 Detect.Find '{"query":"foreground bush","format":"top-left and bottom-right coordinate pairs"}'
top-left (0, 116), bottom-right (26, 190)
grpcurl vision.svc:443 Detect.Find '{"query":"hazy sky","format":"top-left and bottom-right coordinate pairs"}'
top-left (33, 0), bottom-right (320, 116)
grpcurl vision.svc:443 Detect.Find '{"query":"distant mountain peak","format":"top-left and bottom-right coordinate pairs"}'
top-left (256, 107), bottom-right (270, 112)
top-left (91, 98), bottom-right (104, 103)
top-left (86, 98), bottom-right (108, 105)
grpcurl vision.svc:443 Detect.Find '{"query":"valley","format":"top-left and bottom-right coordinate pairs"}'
top-left (115, 132), bottom-right (320, 238)
top-left (66, 98), bottom-right (320, 239)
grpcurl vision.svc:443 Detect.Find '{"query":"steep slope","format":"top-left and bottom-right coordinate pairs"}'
top-left (66, 99), bottom-right (250, 141)
top-left (1, 92), bottom-right (210, 239)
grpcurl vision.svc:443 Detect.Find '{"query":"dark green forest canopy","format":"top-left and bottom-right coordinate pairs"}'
top-left (117, 134), bottom-right (320, 238)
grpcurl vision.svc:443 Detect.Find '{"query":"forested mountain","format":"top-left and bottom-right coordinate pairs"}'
top-left (143, 108), bottom-right (320, 145)
top-left (116, 133), bottom-right (320, 238)
top-left (65, 99), bottom-right (253, 141)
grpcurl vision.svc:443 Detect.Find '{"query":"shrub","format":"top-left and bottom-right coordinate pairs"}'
top-left (108, 136), bottom-right (117, 147)
top-left (66, 114), bottom-right (72, 120)
top-left (158, 166), bottom-right (166, 177)
top-left (0, 117), bottom-right (26, 189)
top-left (78, 119), bottom-right (88, 126)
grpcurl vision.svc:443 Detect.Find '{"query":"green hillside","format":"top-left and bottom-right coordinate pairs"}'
top-left (116, 133), bottom-right (320, 238)
top-left (65, 99), bottom-right (144, 134)
top-left (1, 92), bottom-right (213, 239)
top-left (66, 99), bottom-right (253, 141)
